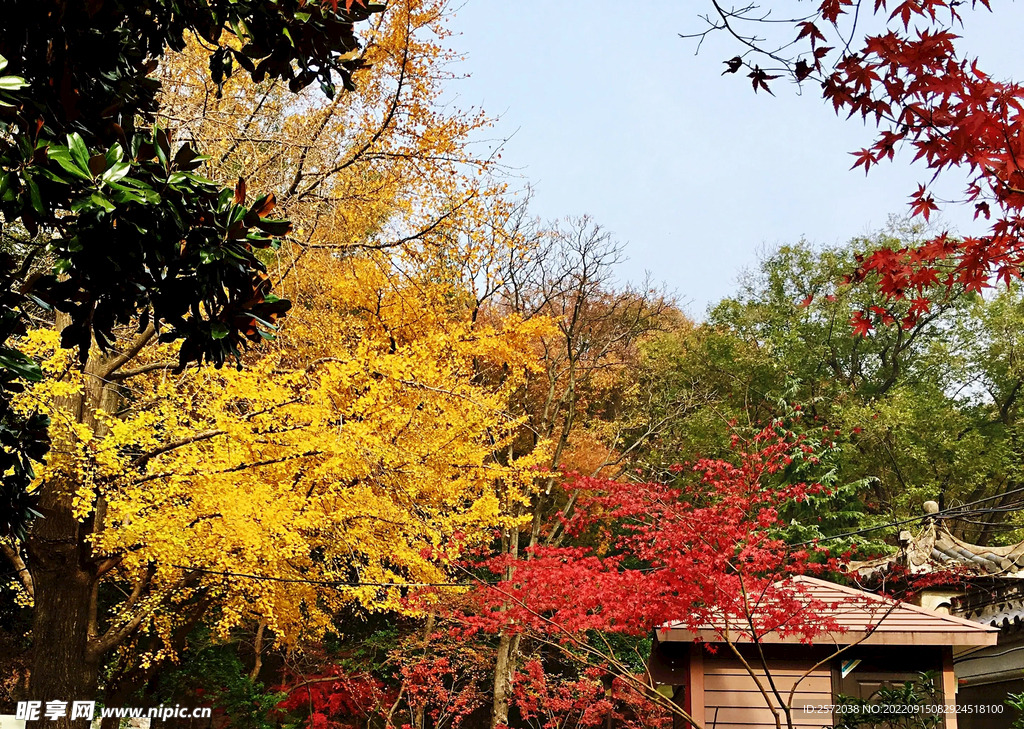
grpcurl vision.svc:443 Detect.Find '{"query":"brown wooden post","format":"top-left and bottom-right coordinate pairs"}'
top-left (688, 644), bottom-right (704, 728)
top-left (942, 647), bottom-right (958, 729)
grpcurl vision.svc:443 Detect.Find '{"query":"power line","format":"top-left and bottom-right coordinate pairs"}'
top-left (793, 490), bottom-right (1024, 547)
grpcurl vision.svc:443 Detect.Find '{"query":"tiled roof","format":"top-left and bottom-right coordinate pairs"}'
top-left (847, 521), bottom-right (1024, 581)
top-left (979, 604), bottom-right (1024, 629)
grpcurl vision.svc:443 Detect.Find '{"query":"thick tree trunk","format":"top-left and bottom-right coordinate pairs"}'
top-left (25, 485), bottom-right (102, 728)
top-left (25, 327), bottom-right (119, 728)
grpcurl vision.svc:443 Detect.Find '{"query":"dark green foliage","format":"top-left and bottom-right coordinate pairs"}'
top-left (146, 630), bottom-right (285, 729)
top-left (0, 249), bottom-right (47, 540)
top-left (1006, 690), bottom-right (1024, 729)
top-left (624, 225), bottom-right (1024, 547)
top-left (835, 671), bottom-right (942, 729)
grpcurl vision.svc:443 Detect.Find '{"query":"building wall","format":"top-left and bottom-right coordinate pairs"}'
top-left (701, 654), bottom-right (833, 729)
top-left (958, 679), bottom-right (1023, 729)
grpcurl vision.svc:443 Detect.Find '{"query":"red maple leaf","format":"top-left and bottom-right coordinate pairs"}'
top-left (850, 311), bottom-right (874, 337)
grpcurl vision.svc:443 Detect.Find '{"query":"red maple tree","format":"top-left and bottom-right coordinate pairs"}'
top-left (696, 0), bottom-right (1024, 331)
top-left (464, 428), bottom-right (838, 642)
top-left (276, 668), bottom-right (396, 729)
top-left (513, 661), bottom-right (669, 729)
top-left (440, 426), bottom-right (856, 729)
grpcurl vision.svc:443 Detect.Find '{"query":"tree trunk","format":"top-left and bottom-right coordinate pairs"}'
top-left (489, 517), bottom-right (520, 729)
top-left (490, 512), bottom-right (529, 729)
top-left (25, 477), bottom-right (102, 728)
top-left (25, 328), bottom-right (119, 728)
top-left (490, 631), bottom-right (516, 729)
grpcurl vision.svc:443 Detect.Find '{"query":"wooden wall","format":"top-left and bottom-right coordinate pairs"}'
top-left (700, 653), bottom-right (833, 729)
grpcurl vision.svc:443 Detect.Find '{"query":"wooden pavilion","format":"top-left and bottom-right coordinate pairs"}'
top-left (647, 575), bottom-right (999, 729)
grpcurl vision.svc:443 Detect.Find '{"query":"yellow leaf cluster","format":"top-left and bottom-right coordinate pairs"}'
top-left (19, 253), bottom-right (552, 646)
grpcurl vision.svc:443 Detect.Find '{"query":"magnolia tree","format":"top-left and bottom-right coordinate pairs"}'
top-left (691, 0), bottom-right (1024, 329)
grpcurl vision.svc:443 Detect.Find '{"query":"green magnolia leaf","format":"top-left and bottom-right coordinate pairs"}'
top-left (49, 146), bottom-right (94, 181)
top-left (35, 167), bottom-right (74, 185)
top-left (154, 128), bottom-right (171, 167)
top-left (199, 249), bottom-right (222, 264)
top-left (0, 348), bottom-right (43, 382)
top-left (210, 323), bottom-right (229, 340)
top-left (104, 143), bottom-right (125, 167)
top-left (255, 218), bottom-right (291, 236)
top-left (100, 161), bottom-right (131, 185)
top-left (67, 133), bottom-right (91, 175)
top-left (0, 75), bottom-right (27, 91)
top-left (181, 171), bottom-right (216, 186)
top-left (88, 192), bottom-right (115, 212)
top-left (0, 55), bottom-right (7, 73)
top-left (23, 173), bottom-right (43, 214)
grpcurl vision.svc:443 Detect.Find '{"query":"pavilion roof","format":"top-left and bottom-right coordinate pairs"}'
top-left (657, 575), bottom-right (998, 647)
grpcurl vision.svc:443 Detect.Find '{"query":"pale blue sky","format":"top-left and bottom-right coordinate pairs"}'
top-left (442, 0), bottom-right (1024, 316)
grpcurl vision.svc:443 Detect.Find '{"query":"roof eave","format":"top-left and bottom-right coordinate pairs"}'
top-left (657, 627), bottom-right (999, 647)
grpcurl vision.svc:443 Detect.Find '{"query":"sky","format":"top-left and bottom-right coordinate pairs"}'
top-left (440, 0), bottom-right (1024, 317)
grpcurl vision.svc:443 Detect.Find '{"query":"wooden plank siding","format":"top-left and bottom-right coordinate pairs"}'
top-left (701, 656), bottom-right (833, 729)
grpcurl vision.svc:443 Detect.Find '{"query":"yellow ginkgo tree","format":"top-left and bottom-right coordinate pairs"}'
top-left (11, 248), bottom-right (551, 710)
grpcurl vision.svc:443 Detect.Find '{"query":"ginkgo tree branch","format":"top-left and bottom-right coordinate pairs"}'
top-left (293, 15), bottom-right (411, 202)
top-left (109, 361), bottom-right (177, 381)
top-left (128, 396), bottom-right (305, 470)
top-left (99, 324), bottom-right (157, 380)
top-left (288, 190), bottom-right (476, 253)
top-left (131, 429), bottom-right (225, 469)
top-left (286, 92), bottom-right (345, 197)
top-left (218, 81), bottom-right (279, 164)
top-left (87, 562), bottom-right (162, 657)
top-left (0, 540), bottom-right (33, 600)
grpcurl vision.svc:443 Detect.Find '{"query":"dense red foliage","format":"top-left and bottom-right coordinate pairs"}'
top-left (513, 662), bottom-right (669, 729)
top-left (463, 427), bottom-right (845, 645)
top-left (402, 656), bottom-right (487, 729)
top-left (277, 668), bottom-right (396, 729)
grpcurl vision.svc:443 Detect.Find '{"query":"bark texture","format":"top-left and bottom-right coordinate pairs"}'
top-left (25, 332), bottom-right (118, 728)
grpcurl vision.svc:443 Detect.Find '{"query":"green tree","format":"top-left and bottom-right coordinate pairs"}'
top-left (621, 223), bottom-right (1024, 544)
